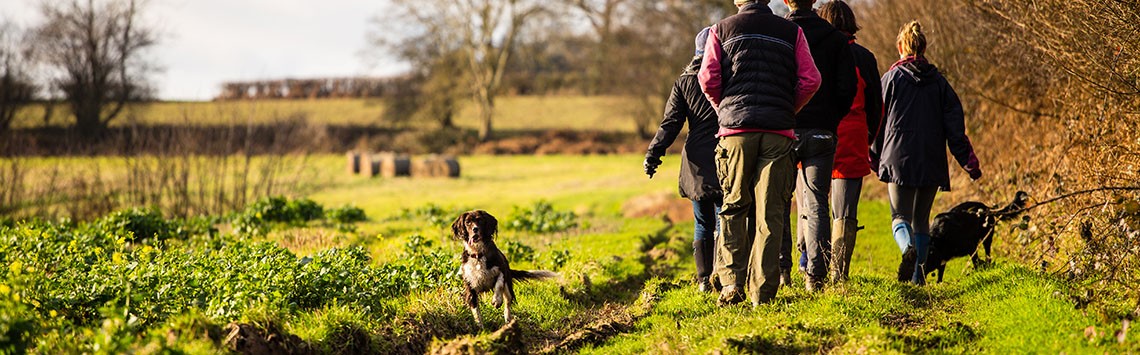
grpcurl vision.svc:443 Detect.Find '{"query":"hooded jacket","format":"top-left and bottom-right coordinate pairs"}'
top-left (647, 57), bottom-right (722, 202)
top-left (872, 58), bottom-right (980, 191)
top-left (787, 9), bottom-right (858, 134)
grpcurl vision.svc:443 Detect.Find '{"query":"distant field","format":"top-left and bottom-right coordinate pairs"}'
top-left (11, 96), bottom-right (649, 133)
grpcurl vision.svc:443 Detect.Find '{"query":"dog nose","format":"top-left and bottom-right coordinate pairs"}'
top-left (473, 226), bottom-right (480, 233)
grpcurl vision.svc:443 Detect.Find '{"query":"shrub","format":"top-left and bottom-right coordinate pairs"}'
top-left (502, 240), bottom-right (536, 263)
top-left (326, 205), bottom-right (367, 224)
top-left (505, 201), bottom-right (577, 233)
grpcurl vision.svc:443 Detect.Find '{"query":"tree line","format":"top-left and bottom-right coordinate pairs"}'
top-left (0, 0), bottom-right (155, 137)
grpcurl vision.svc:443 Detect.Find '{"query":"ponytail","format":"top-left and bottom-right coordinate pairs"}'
top-left (897, 20), bottom-right (927, 56)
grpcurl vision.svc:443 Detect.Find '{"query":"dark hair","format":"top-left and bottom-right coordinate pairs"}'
top-left (818, 1), bottom-right (859, 35)
top-left (787, 0), bottom-right (815, 10)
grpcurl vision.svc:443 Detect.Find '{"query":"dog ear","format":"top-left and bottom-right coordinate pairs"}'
top-left (452, 213), bottom-right (467, 240)
top-left (479, 210), bottom-right (498, 237)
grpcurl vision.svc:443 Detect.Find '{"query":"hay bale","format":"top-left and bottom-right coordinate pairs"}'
top-left (412, 155), bottom-right (460, 178)
top-left (346, 151), bottom-right (361, 175)
top-left (361, 153), bottom-right (383, 177)
top-left (379, 154), bottom-right (411, 177)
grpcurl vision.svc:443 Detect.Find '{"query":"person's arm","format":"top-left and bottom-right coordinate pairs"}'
top-left (941, 79), bottom-right (981, 180)
top-left (647, 79), bottom-right (689, 162)
top-left (698, 25), bottom-right (724, 109)
top-left (870, 72), bottom-right (893, 173)
top-left (860, 50), bottom-right (883, 142)
top-left (831, 38), bottom-right (857, 125)
top-left (793, 28), bottom-right (821, 113)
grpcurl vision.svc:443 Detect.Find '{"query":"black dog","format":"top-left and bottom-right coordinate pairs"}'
top-left (918, 191), bottom-right (1030, 283)
top-left (452, 210), bottom-right (556, 328)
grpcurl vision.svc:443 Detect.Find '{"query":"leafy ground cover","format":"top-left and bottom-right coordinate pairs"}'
top-left (0, 154), bottom-right (1135, 353)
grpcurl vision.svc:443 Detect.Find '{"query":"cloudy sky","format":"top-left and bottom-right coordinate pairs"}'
top-left (1, 0), bottom-right (406, 101)
top-left (1, 1), bottom-right (787, 101)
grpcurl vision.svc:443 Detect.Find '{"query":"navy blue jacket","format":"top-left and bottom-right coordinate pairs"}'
top-left (872, 59), bottom-right (979, 191)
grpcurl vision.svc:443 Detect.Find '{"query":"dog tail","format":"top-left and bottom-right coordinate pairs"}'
top-left (510, 270), bottom-right (558, 282)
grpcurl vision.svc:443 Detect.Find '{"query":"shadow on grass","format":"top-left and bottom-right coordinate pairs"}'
top-left (725, 322), bottom-right (842, 354)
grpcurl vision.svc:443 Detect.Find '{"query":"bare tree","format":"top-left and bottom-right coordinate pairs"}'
top-left (0, 21), bottom-right (36, 133)
top-left (563, 0), bottom-right (631, 95)
top-left (33, 0), bottom-right (157, 136)
top-left (379, 0), bottom-right (544, 141)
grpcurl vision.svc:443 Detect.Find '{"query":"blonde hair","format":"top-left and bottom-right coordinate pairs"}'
top-left (896, 20), bottom-right (927, 56)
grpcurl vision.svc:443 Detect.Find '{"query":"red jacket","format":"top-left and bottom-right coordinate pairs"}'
top-left (833, 40), bottom-right (882, 179)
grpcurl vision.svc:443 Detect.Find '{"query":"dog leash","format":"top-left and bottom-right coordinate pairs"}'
top-left (986, 186), bottom-right (1140, 218)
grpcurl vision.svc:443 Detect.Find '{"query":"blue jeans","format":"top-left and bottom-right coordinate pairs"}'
top-left (693, 198), bottom-right (721, 281)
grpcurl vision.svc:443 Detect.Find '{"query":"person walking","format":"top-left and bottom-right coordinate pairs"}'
top-left (781, 0), bottom-right (858, 292)
top-left (818, 0), bottom-right (882, 283)
top-left (872, 21), bottom-right (982, 285)
top-left (699, 0), bottom-right (820, 306)
top-left (644, 27), bottom-right (723, 293)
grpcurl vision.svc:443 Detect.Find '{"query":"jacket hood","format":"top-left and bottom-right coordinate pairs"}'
top-left (895, 59), bottom-right (941, 85)
top-left (787, 10), bottom-right (841, 46)
top-left (683, 55), bottom-right (702, 75)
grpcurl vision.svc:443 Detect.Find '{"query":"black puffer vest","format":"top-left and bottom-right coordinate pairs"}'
top-left (714, 3), bottom-right (802, 131)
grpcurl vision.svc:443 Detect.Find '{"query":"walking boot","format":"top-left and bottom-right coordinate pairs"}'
top-left (693, 239), bottom-right (714, 292)
top-left (779, 269), bottom-right (793, 288)
top-left (830, 218), bottom-right (859, 283)
top-left (898, 247), bottom-right (916, 283)
top-left (911, 233), bottom-right (931, 285)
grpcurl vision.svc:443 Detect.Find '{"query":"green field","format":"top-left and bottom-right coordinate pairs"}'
top-left (11, 96), bottom-right (646, 133)
top-left (1, 154), bottom-right (1133, 353)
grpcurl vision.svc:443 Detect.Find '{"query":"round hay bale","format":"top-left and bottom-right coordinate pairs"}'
top-left (412, 155), bottom-right (461, 178)
top-left (346, 151), bottom-right (361, 175)
top-left (380, 154), bottom-right (411, 177)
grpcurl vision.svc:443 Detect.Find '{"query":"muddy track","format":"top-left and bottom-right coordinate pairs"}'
top-left (430, 222), bottom-right (687, 354)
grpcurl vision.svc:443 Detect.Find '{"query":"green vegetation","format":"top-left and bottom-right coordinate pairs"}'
top-left (0, 155), bottom-right (1135, 353)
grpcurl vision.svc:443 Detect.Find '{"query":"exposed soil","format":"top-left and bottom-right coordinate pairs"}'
top-left (222, 322), bottom-right (313, 355)
top-left (622, 192), bottom-right (693, 224)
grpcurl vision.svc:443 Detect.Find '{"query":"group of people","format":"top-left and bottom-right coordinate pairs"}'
top-left (644, 0), bottom-right (982, 307)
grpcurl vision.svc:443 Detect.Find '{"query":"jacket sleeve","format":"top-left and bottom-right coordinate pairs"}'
top-left (646, 79), bottom-right (689, 160)
top-left (831, 37), bottom-right (858, 127)
top-left (941, 79), bottom-right (980, 174)
top-left (698, 25), bottom-right (724, 109)
top-left (793, 28), bottom-right (821, 112)
top-left (870, 72), bottom-right (893, 171)
top-left (860, 51), bottom-right (883, 142)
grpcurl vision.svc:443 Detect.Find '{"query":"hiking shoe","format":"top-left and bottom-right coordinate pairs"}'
top-left (898, 247), bottom-right (917, 283)
top-left (717, 285), bottom-right (746, 306)
top-left (805, 277), bottom-right (824, 293)
top-left (779, 269), bottom-right (793, 288)
top-left (697, 277), bottom-right (714, 293)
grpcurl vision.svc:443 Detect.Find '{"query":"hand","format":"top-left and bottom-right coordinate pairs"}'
top-left (644, 157), bottom-right (662, 178)
top-left (965, 158), bottom-right (982, 181)
top-left (968, 168), bottom-right (982, 181)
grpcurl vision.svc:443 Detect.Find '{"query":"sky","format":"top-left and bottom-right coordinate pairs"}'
top-left (0, 0), bottom-right (407, 101)
top-left (0, 1), bottom-right (787, 102)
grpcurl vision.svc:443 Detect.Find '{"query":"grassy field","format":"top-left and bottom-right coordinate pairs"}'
top-left (10, 96), bottom-right (645, 133)
top-left (1, 154), bottom-right (1134, 353)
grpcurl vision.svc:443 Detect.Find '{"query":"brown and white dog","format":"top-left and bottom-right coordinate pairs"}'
top-left (452, 210), bottom-right (556, 328)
